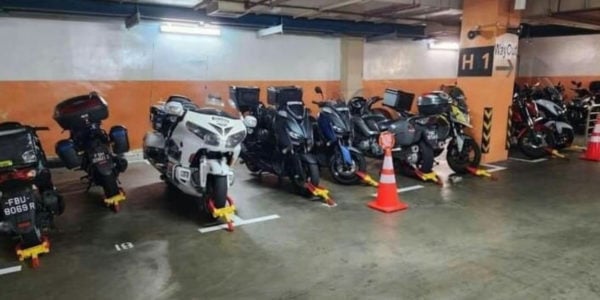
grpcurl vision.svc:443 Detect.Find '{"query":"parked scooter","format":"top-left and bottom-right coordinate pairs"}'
top-left (234, 86), bottom-right (332, 203)
top-left (144, 95), bottom-right (244, 229)
top-left (348, 95), bottom-right (393, 158)
top-left (0, 122), bottom-right (64, 266)
top-left (310, 87), bottom-right (369, 185)
top-left (53, 92), bottom-right (129, 212)
top-left (530, 80), bottom-right (574, 149)
top-left (510, 85), bottom-right (556, 158)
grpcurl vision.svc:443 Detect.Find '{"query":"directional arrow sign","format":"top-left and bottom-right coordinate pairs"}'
top-left (495, 59), bottom-right (514, 76)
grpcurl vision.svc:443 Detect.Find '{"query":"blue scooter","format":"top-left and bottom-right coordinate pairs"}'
top-left (311, 87), bottom-right (372, 185)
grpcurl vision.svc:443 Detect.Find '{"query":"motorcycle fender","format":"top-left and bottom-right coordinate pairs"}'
top-left (544, 120), bottom-right (573, 134)
top-left (338, 144), bottom-right (353, 165)
top-left (94, 161), bottom-right (114, 176)
top-left (298, 153), bottom-right (318, 165)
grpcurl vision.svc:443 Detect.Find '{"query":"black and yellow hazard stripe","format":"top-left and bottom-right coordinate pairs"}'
top-left (506, 106), bottom-right (512, 150)
top-left (481, 107), bottom-right (493, 153)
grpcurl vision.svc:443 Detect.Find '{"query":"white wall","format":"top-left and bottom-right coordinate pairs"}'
top-left (518, 34), bottom-right (600, 77)
top-left (0, 17), bottom-right (341, 81)
top-left (363, 39), bottom-right (458, 80)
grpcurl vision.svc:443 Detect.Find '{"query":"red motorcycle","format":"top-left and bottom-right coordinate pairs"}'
top-left (510, 84), bottom-right (556, 159)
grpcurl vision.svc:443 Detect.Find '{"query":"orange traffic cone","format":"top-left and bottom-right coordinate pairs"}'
top-left (367, 133), bottom-right (408, 213)
top-left (582, 115), bottom-right (600, 162)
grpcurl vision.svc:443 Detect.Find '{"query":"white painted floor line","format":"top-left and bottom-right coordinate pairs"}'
top-left (508, 157), bottom-right (548, 163)
top-left (198, 214), bottom-right (280, 234)
top-left (371, 184), bottom-right (424, 197)
top-left (0, 265), bottom-right (22, 276)
top-left (480, 163), bottom-right (508, 173)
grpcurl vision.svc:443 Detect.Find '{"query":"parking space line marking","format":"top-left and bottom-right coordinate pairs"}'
top-left (0, 265), bottom-right (22, 276)
top-left (198, 214), bottom-right (280, 234)
top-left (508, 157), bottom-right (547, 163)
top-left (481, 163), bottom-right (507, 173)
top-left (371, 184), bottom-right (424, 197)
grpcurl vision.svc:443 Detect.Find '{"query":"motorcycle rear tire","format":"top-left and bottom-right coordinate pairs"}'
top-left (518, 128), bottom-right (555, 159)
top-left (20, 228), bottom-right (42, 249)
top-left (100, 173), bottom-right (120, 199)
top-left (329, 151), bottom-right (366, 185)
top-left (447, 137), bottom-right (482, 174)
top-left (397, 142), bottom-right (434, 176)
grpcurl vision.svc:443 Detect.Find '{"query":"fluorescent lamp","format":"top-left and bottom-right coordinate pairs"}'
top-left (428, 41), bottom-right (459, 51)
top-left (160, 22), bottom-right (221, 36)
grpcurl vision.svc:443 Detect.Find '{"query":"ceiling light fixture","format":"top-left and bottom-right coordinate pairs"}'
top-left (160, 22), bottom-right (221, 36)
top-left (428, 41), bottom-right (460, 51)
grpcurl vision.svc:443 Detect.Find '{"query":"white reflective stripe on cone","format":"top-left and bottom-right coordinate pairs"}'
top-left (594, 125), bottom-right (600, 133)
top-left (382, 155), bottom-right (394, 170)
top-left (379, 173), bottom-right (396, 184)
top-left (590, 136), bottom-right (600, 143)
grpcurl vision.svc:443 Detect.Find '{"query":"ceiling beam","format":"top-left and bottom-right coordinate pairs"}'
top-left (295, 0), bottom-right (371, 19)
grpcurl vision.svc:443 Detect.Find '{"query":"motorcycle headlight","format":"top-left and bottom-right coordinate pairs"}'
top-left (21, 150), bottom-right (37, 164)
top-left (226, 130), bottom-right (246, 148)
top-left (289, 131), bottom-right (302, 140)
top-left (186, 122), bottom-right (220, 146)
top-left (332, 125), bottom-right (344, 134)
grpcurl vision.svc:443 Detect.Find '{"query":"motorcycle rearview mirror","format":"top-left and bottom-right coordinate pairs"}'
top-left (314, 86), bottom-right (323, 94)
top-left (243, 115), bottom-right (257, 128)
top-left (165, 101), bottom-right (185, 117)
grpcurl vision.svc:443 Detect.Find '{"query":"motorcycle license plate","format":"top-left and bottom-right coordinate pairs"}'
top-left (2, 192), bottom-right (35, 217)
top-left (0, 160), bottom-right (13, 168)
top-left (92, 152), bottom-right (110, 164)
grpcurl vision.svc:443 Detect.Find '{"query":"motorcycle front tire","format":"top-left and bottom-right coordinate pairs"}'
top-left (447, 137), bottom-right (482, 174)
top-left (556, 127), bottom-right (574, 149)
top-left (329, 151), bottom-right (366, 185)
top-left (518, 128), bottom-right (555, 159)
top-left (291, 162), bottom-right (320, 196)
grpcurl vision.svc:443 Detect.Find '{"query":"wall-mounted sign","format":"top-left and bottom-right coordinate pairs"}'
top-left (457, 46), bottom-right (495, 77)
top-left (493, 33), bottom-right (519, 77)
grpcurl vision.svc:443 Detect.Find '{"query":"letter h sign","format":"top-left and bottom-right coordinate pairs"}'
top-left (457, 46), bottom-right (495, 77)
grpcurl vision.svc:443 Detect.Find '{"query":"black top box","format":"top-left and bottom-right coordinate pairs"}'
top-left (267, 86), bottom-right (303, 108)
top-left (230, 86), bottom-right (260, 112)
top-left (54, 92), bottom-right (109, 130)
top-left (382, 88), bottom-right (415, 112)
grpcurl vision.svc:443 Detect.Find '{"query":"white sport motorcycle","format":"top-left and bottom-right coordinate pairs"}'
top-left (143, 95), bottom-right (248, 230)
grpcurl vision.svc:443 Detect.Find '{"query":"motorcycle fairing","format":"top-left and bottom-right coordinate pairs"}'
top-left (544, 120), bottom-right (573, 134)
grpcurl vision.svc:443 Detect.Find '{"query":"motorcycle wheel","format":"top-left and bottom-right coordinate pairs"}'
top-left (99, 173), bottom-right (120, 199)
top-left (244, 160), bottom-right (262, 174)
top-left (397, 142), bottom-right (434, 176)
top-left (20, 228), bottom-right (42, 249)
top-left (446, 137), bottom-right (482, 174)
top-left (518, 128), bottom-right (555, 159)
top-left (291, 163), bottom-right (320, 196)
top-left (329, 151), bottom-right (366, 185)
top-left (556, 127), bottom-right (574, 149)
top-left (207, 175), bottom-right (228, 209)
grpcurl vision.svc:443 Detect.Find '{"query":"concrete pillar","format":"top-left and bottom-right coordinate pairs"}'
top-left (340, 37), bottom-right (364, 99)
top-left (457, 0), bottom-right (521, 162)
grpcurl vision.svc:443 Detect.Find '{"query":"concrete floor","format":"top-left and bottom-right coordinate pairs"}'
top-left (2, 149), bottom-right (600, 300)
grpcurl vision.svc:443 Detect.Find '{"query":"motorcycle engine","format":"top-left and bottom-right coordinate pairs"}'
top-left (400, 145), bottom-right (420, 165)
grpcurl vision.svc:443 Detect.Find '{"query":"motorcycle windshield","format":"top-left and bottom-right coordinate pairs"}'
top-left (286, 116), bottom-right (308, 143)
top-left (540, 78), bottom-right (563, 103)
top-left (192, 94), bottom-right (240, 119)
top-left (0, 130), bottom-right (36, 169)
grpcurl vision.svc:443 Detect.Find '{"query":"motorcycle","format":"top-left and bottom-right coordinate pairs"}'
top-left (567, 81), bottom-right (596, 134)
top-left (143, 95), bottom-right (245, 229)
top-left (510, 85), bottom-right (556, 159)
top-left (352, 89), bottom-right (441, 184)
top-left (53, 92), bottom-right (129, 212)
top-left (435, 85), bottom-right (482, 173)
top-left (0, 122), bottom-right (64, 266)
top-left (234, 86), bottom-right (329, 201)
top-left (310, 86), bottom-right (367, 185)
top-left (530, 80), bottom-right (574, 149)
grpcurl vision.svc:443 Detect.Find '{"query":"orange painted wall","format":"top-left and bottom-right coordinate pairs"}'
top-left (516, 76), bottom-right (600, 100)
top-left (0, 80), bottom-right (340, 155)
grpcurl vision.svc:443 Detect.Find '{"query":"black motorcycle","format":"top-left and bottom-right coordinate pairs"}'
top-left (0, 122), bottom-right (64, 266)
top-left (53, 92), bottom-right (129, 212)
top-left (310, 87), bottom-right (367, 185)
top-left (350, 90), bottom-right (441, 184)
top-left (567, 81), bottom-right (597, 134)
top-left (233, 86), bottom-right (325, 198)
